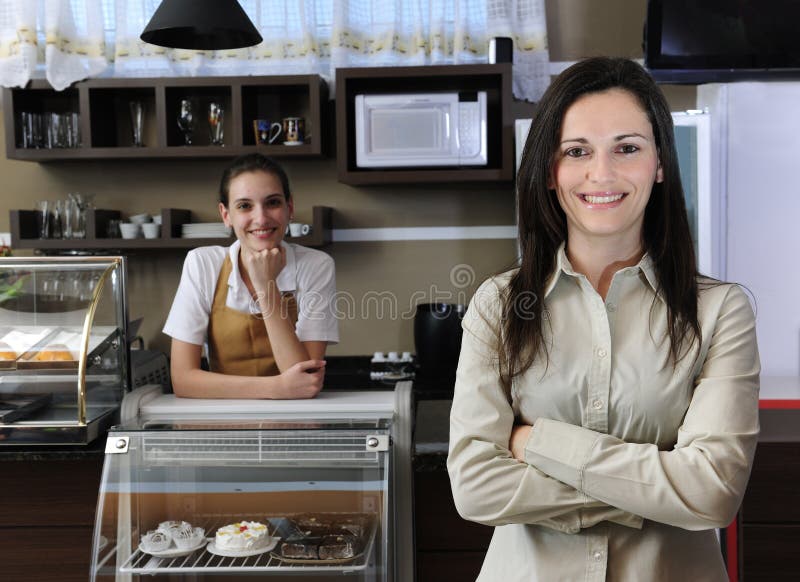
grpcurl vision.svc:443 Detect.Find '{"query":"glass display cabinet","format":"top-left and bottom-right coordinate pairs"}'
top-left (0, 256), bottom-right (130, 445)
top-left (91, 385), bottom-right (414, 581)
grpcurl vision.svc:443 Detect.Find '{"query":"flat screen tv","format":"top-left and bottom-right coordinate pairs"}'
top-left (645, 0), bottom-right (800, 83)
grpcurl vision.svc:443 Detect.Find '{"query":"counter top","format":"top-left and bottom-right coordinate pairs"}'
top-left (411, 376), bottom-right (800, 471)
top-left (0, 439), bottom-right (106, 461)
top-left (759, 376), bottom-right (800, 408)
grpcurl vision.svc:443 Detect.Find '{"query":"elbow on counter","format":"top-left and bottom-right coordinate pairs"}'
top-left (171, 377), bottom-right (197, 399)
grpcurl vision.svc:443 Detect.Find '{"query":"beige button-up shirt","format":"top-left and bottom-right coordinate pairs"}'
top-left (448, 246), bottom-right (760, 582)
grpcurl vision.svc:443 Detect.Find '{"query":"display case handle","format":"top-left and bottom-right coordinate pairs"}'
top-left (77, 259), bottom-right (121, 425)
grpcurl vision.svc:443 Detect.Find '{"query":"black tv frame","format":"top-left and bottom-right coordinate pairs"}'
top-left (644, 0), bottom-right (800, 83)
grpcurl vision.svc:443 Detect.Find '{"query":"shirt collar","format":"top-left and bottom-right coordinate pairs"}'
top-left (543, 242), bottom-right (661, 300)
top-left (227, 240), bottom-right (298, 294)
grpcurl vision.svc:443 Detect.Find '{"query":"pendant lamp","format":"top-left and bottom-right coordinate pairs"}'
top-left (140, 0), bottom-right (262, 50)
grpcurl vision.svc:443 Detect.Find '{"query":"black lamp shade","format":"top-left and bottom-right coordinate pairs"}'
top-left (140, 0), bottom-right (262, 50)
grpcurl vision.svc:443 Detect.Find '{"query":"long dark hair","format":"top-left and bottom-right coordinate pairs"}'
top-left (219, 153), bottom-right (291, 206)
top-left (500, 57), bottom-right (701, 393)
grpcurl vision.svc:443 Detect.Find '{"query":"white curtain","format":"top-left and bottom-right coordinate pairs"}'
top-left (0, 0), bottom-right (549, 100)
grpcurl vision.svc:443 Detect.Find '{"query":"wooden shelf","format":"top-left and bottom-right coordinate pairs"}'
top-left (9, 206), bottom-right (333, 251)
top-left (3, 76), bottom-right (328, 161)
top-left (335, 64), bottom-right (514, 185)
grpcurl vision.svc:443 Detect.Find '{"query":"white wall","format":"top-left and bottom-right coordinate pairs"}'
top-left (699, 83), bottom-right (800, 376)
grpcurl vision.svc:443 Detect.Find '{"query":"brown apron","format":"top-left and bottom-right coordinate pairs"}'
top-left (207, 255), bottom-right (298, 376)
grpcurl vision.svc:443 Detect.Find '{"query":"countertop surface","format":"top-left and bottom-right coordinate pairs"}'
top-left (4, 363), bottom-right (795, 464)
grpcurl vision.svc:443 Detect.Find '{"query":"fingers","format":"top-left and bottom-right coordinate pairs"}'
top-left (294, 359), bottom-right (327, 373)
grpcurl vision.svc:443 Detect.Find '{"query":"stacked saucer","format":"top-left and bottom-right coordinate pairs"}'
top-left (181, 223), bottom-right (232, 238)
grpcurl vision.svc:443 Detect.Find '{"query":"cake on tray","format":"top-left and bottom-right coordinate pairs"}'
top-left (215, 521), bottom-right (271, 551)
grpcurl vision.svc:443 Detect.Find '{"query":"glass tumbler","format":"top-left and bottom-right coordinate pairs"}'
top-left (208, 102), bottom-right (224, 146)
top-left (130, 101), bottom-right (144, 147)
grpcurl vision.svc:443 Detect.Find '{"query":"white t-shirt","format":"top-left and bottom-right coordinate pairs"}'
top-left (163, 240), bottom-right (339, 347)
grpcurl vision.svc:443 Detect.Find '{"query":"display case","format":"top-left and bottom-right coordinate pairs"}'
top-left (0, 256), bottom-right (130, 445)
top-left (91, 386), bottom-right (414, 581)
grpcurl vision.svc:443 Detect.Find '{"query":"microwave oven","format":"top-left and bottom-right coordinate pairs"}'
top-left (355, 91), bottom-right (488, 168)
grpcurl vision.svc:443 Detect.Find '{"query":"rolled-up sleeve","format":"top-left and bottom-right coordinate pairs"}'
top-left (448, 278), bottom-right (643, 532)
top-left (523, 285), bottom-right (760, 530)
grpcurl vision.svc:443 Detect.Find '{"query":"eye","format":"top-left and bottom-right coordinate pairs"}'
top-left (617, 144), bottom-right (640, 154)
top-left (266, 197), bottom-right (284, 208)
top-left (235, 201), bottom-right (252, 211)
top-left (563, 147), bottom-right (588, 158)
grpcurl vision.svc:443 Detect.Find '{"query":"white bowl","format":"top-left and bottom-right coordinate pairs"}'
top-left (151, 214), bottom-right (163, 226)
top-left (119, 223), bottom-right (141, 239)
top-left (141, 223), bottom-right (160, 239)
top-left (129, 213), bottom-right (151, 225)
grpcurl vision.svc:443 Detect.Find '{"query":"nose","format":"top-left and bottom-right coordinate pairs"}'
top-left (252, 203), bottom-right (268, 224)
top-left (586, 151), bottom-right (616, 183)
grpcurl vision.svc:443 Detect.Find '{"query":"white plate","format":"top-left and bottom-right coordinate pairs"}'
top-left (206, 536), bottom-right (279, 558)
top-left (138, 537), bottom-right (206, 558)
top-left (283, 141), bottom-right (303, 146)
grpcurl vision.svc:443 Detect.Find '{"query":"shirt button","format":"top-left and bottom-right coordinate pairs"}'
top-left (597, 348), bottom-right (607, 358)
top-left (606, 303), bottom-right (616, 312)
top-left (593, 550), bottom-right (604, 561)
top-left (592, 399), bottom-right (604, 410)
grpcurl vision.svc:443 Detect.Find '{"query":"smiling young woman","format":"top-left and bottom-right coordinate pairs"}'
top-left (447, 58), bottom-right (760, 582)
top-left (162, 154), bottom-right (339, 399)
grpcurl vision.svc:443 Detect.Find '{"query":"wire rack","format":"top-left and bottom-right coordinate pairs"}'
top-left (115, 514), bottom-right (378, 575)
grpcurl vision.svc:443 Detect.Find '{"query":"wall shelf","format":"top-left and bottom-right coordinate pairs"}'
top-left (3, 75), bottom-right (328, 161)
top-left (9, 206), bottom-right (332, 251)
top-left (335, 64), bottom-right (514, 185)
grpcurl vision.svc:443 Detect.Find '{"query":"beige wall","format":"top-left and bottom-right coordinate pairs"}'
top-left (0, 0), bottom-right (697, 356)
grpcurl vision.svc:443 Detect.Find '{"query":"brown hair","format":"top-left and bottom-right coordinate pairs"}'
top-left (219, 153), bottom-right (291, 206)
top-left (501, 56), bottom-right (701, 392)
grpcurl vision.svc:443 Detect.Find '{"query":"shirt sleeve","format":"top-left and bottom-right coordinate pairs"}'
top-left (448, 278), bottom-right (643, 533)
top-left (294, 250), bottom-right (339, 344)
top-left (523, 284), bottom-right (760, 530)
top-left (162, 249), bottom-right (215, 345)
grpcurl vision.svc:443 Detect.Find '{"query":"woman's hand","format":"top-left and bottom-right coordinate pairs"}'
top-left (509, 424), bottom-right (534, 462)
top-left (274, 359), bottom-right (326, 399)
top-left (241, 245), bottom-right (286, 297)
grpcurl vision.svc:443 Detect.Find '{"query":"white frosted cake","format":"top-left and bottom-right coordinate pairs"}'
top-left (215, 521), bottom-right (270, 551)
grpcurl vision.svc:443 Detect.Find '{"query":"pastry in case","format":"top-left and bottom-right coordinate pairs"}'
top-left (278, 513), bottom-right (372, 561)
top-left (31, 343), bottom-right (74, 361)
top-left (215, 521), bottom-right (271, 551)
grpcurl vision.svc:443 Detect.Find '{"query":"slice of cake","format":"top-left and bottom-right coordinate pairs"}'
top-left (0, 342), bottom-right (17, 361)
top-left (319, 534), bottom-right (361, 560)
top-left (215, 521), bottom-right (270, 552)
top-left (32, 344), bottom-right (73, 361)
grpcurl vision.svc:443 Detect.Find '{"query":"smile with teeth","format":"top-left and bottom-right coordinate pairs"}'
top-left (581, 193), bottom-right (626, 204)
top-left (249, 227), bottom-right (277, 236)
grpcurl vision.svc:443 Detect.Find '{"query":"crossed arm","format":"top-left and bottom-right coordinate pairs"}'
top-left (447, 284), bottom-right (760, 533)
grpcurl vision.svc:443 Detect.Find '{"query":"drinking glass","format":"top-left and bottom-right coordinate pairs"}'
top-left (36, 200), bottom-right (50, 238)
top-left (20, 112), bottom-right (45, 148)
top-left (52, 200), bottom-right (64, 239)
top-left (66, 192), bottom-right (95, 239)
top-left (176, 99), bottom-right (196, 145)
top-left (208, 102), bottom-right (224, 146)
top-left (130, 101), bottom-right (144, 147)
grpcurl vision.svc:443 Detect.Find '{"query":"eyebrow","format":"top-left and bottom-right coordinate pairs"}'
top-left (232, 193), bottom-right (284, 202)
top-left (560, 132), bottom-right (650, 145)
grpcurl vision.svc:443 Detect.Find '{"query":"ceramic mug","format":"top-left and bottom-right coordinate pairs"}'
top-left (282, 117), bottom-right (305, 145)
top-left (253, 120), bottom-right (282, 145)
top-left (288, 222), bottom-right (311, 237)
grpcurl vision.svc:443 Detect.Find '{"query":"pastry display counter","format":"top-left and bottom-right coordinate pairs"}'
top-left (91, 384), bottom-right (414, 581)
top-left (0, 256), bottom-right (130, 445)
